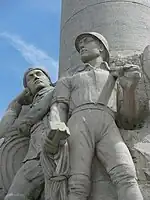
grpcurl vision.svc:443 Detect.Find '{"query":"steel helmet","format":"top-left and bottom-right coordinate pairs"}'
top-left (75, 32), bottom-right (110, 62)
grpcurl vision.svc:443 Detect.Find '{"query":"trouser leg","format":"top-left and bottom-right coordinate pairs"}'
top-left (109, 164), bottom-right (143, 200)
top-left (40, 151), bottom-right (55, 200)
top-left (67, 114), bottom-right (95, 200)
top-left (96, 118), bottom-right (143, 200)
top-left (4, 160), bottom-right (44, 200)
top-left (68, 174), bottom-right (91, 200)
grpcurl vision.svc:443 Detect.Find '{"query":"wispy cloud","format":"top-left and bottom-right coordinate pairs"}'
top-left (0, 32), bottom-right (58, 81)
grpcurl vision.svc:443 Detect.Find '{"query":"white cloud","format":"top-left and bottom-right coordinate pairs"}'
top-left (0, 32), bottom-right (58, 82)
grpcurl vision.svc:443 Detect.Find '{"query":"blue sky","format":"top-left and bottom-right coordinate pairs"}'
top-left (0, 0), bottom-right (61, 117)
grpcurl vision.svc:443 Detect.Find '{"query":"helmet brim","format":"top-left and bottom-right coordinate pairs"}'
top-left (75, 32), bottom-right (109, 63)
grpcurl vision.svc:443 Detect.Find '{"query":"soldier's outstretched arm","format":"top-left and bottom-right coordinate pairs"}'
top-left (43, 76), bottom-right (71, 154)
top-left (50, 102), bottom-right (68, 123)
top-left (49, 76), bottom-right (71, 124)
top-left (43, 102), bottom-right (70, 154)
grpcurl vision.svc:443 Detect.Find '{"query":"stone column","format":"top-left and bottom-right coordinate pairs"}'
top-left (59, 0), bottom-right (150, 75)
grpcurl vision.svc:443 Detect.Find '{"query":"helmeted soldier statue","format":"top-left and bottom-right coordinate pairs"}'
top-left (48, 32), bottom-right (143, 200)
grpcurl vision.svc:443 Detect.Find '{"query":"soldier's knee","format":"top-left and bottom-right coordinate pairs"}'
top-left (68, 174), bottom-right (91, 197)
top-left (109, 164), bottom-right (137, 186)
top-left (4, 193), bottom-right (26, 200)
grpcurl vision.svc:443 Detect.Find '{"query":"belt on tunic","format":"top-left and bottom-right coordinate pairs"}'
top-left (71, 103), bottom-right (115, 118)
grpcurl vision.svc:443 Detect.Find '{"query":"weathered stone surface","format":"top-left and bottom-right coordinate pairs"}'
top-left (89, 124), bottom-right (150, 200)
top-left (1, 0), bottom-right (150, 199)
top-left (0, 68), bottom-right (55, 200)
top-left (88, 55), bottom-right (150, 200)
top-left (0, 103), bottom-right (31, 198)
top-left (52, 31), bottom-right (144, 200)
top-left (60, 2), bottom-right (150, 198)
top-left (60, 0), bottom-right (150, 75)
top-left (111, 54), bottom-right (149, 129)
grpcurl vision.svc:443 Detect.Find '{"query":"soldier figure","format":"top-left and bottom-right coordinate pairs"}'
top-left (49, 32), bottom-right (143, 200)
top-left (4, 68), bottom-right (55, 200)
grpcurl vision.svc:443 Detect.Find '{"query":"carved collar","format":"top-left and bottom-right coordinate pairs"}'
top-left (32, 86), bottom-right (54, 105)
top-left (77, 62), bottom-right (110, 72)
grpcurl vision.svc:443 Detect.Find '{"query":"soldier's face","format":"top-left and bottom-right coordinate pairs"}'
top-left (26, 69), bottom-right (50, 95)
top-left (78, 36), bottom-right (102, 63)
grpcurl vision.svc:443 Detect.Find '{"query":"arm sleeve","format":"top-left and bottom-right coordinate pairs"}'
top-left (19, 88), bottom-right (54, 126)
top-left (52, 77), bottom-right (71, 106)
top-left (0, 101), bottom-right (22, 137)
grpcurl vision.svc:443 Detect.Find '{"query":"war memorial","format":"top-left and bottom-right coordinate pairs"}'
top-left (1, 0), bottom-right (150, 200)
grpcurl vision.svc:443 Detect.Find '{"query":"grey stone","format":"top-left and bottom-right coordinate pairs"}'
top-left (0, 68), bottom-right (55, 200)
top-left (51, 32), bottom-right (143, 200)
top-left (60, 0), bottom-right (150, 75)
top-left (60, 2), bottom-right (150, 198)
top-left (0, 67), bottom-right (70, 200)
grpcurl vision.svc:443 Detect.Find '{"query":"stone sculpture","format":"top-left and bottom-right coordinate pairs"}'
top-left (0, 67), bottom-right (70, 200)
top-left (1, 34), bottom-right (149, 200)
top-left (40, 120), bottom-right (70, 200)
top-left (50, 32), bottom-right (143, 200)
top-left (0, 89), bottom-right (32, 199)
top-left (2, 68), bottom-right (55, 200)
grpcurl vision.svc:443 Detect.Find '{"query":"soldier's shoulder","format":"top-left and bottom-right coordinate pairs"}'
top-left (62, 64), bottom-right (86, 77)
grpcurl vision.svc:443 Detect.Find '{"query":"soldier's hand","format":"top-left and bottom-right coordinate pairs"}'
top-left (43, 137), bottom-right (59, 154)
top-left (110, 66), bottom-right (124, 78)
top-left (48, 121), bottom-right (70, 141)
top-left (119, 64), bottom-right (141, 90)
top-left (43, 121), bottom-right (70, 154)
